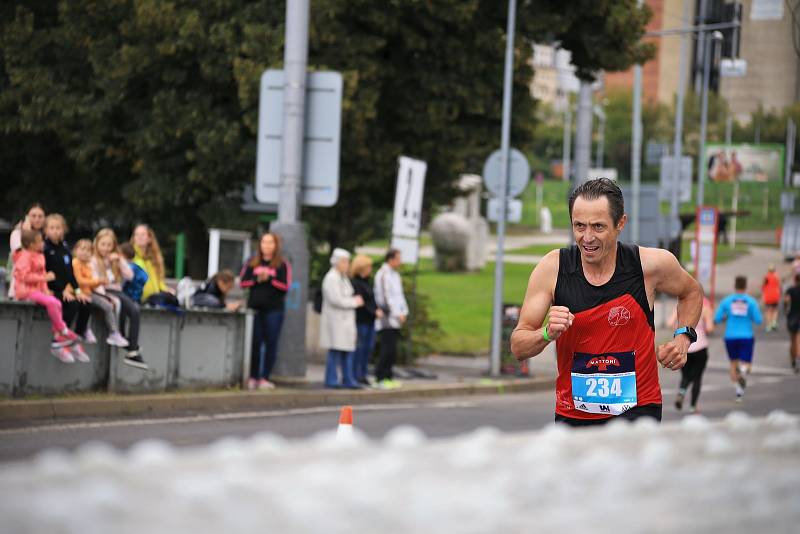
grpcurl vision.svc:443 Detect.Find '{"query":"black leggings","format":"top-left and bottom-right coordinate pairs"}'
top-left (555, 404), bottom-right (663, 427)
top-left (55, 291), bottom-right (91, 336)
top-left (107, 289), bottom-right (140, 351)
top-left (679, 348), bottom-right (709, 407)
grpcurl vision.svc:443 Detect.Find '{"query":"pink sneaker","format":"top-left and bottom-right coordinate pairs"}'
top-left (51, 345), bottom-right (75, 363)
top-left (60, 328), bottom-right (80, 342)
top-left (258, 379), bottom-right (275, 390)
top-left (52, 332), bottom-right (74, 348)
top-left (70, 343), bottom-right (91, 363)
top-left (106, 332), bottom-right (130, 348)
top-left (246, 378), bottom-right (258, 391)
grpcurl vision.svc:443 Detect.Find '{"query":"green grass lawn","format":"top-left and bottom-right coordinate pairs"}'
top-left (408, 258), bottom-right (533, 354)
top-left (504, 243), bottom-right (564, 257)
top-left (517, 179), bottom-right (572, 229)
top-left (362, 234), bottom-right (432, 250)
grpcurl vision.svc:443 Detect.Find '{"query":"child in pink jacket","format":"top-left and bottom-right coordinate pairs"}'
top-left (13, 229), bottom-right (88, 363)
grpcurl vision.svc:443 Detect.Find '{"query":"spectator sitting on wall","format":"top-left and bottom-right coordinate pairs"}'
top-left (8, 203), bottom-right (46, 299)
top-left (119, 242), bottom-right (149, 304)
top-left (131, 224), bottom-right (177, 306)
top-left (192, 270), bottom-right (242, 311)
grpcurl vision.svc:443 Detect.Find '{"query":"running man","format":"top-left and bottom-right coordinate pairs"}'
top-left (511, 178), bottom-right (704, 426)
top-left (783, 274), bottom-right (800, 373)
top-left (714, 276), bottom-right (762, 402)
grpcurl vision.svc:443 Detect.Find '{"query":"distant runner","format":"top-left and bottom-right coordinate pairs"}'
top-left (761, 264), bottom-right (780, 332)
top-left (784, 274), bottom-right (800, 373)
top-left (714, 276), bottom-right (762, 402)
top-left (670, 297), bottom-right (714, 413)
top-left (511, 178), bottom-right (704, 426)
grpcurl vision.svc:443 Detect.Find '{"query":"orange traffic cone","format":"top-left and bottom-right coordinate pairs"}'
top-left (336, 405), bottom-right (354, 440)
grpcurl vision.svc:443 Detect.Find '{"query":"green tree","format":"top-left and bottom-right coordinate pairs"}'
top-left (1, 0), bottom-right (654, 277)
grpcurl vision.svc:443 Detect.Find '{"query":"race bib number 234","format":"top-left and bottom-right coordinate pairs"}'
top-left (571, 351), bottom-right (637, 415)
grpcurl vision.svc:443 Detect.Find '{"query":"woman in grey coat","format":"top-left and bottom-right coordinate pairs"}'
top-left (320, 248), bottom-right (364, 388)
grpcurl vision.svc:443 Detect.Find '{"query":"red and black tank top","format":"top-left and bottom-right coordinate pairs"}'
top-left (553, 243), bottom-right (661, 420)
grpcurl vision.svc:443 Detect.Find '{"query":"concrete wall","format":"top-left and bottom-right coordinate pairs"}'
top-left (0, 301), bottom-right (248, 398)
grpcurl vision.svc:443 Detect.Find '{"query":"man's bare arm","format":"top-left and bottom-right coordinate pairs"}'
top-left (644, 247), bottom-right (703, 328)
top-left (510, 251), bottom-right (572, 361)
top-left (641, 247), bottom-right (704, 369)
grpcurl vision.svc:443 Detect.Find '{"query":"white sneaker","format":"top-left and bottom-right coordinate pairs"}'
top-left (106, 332), bottom-right (130, 348)
top-left (83, 327), bottom-right (97, 344)
top-left (70, 343), bottom-right (91, 363)
top-left (51, 345), bottom-right (75, 363)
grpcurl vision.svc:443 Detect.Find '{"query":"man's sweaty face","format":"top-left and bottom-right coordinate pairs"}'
top-left (570, 196), bottom-right (623, 265)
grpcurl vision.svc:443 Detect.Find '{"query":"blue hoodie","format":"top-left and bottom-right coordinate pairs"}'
top-left (123, 262), bottom-right (149, 303)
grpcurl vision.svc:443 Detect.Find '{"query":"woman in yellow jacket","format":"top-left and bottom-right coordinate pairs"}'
top-left (130, 224), bottom-right (175, 304)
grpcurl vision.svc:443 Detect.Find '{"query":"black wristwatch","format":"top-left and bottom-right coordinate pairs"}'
top-left (673, 326), bottom-right (698, 344)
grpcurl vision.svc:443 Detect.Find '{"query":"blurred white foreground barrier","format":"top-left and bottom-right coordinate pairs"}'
top-left (1, 412), bottom-right (799, 534)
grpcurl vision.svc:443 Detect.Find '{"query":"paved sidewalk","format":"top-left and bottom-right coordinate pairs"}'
top-left (0, 359), bottom-right (554, 423)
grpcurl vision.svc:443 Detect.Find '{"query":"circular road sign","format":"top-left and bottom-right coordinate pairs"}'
top-left (482, 148), bottom-right (531, 198)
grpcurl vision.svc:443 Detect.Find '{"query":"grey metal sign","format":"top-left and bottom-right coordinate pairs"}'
top-left (482, 148), bottom-right (530, 198)
top-left (658, 155), bottom-right (693, 203)
top-left (256, 70), bottom-right (342, 207)
top-left (487, 198), bottom-right (523, 223)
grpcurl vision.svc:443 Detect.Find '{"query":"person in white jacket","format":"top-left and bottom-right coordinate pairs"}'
top-left (320, 248), bottom-right (364, 388)
top-left (373, 249), bottom-right (408, 384)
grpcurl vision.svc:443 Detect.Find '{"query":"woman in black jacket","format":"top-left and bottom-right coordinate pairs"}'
top-left (240, 232), bottom-right (292, 390)
top-left (349, 254), bottom-right (382, 385)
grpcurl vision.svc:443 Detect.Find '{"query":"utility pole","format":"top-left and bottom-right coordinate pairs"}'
top-left (728, 114), bottom-right (740, 248)
top-left (697, 31), bottom-right (723, 208)
top-left (694, 0), bottom-right (709, 94)
top-left (573, 81), bottom-right (594, 186)
top-left (595, 105), bottom-right (606, 169)
top-left (562, 104), bottom-right (572, 183)
top-left (671, 0), bottom-right (691, 243)
top-left (786, 118), bottom-right (797, 187)
top-left (489, 0), bottom-right (517, 378)
top-left (271, 0), bottom-right (310, 376)
top-left (630, 87), bottom-right (642, 241)
top-left (631, 0), bottom-right (644, 244)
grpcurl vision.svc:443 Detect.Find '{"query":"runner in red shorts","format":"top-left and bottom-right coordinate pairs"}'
top-left (511, 178), bottom-right (704, 427)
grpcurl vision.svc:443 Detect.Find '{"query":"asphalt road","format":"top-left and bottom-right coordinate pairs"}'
top-left (1, 332), bottom-right (797, 464)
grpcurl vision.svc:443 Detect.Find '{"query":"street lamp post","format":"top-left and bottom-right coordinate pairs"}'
top-left (594, 103), bottom-right (607, 169)
top-left (697, 31), bottom-right (724, 208)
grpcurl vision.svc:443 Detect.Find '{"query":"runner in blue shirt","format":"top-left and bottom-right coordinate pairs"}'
top-left (714, 275), bottom-right (763, 402)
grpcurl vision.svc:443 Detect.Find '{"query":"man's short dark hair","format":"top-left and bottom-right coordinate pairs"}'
top-left (385, 248), bottom-right (400, 262)
top-left (568, 178), bottom-right (625, 225)
top-left (735, 275), bottom-right (747, 291)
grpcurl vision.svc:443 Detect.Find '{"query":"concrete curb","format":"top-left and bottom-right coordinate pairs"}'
top-left (0, 376), bottom-right (555, 423)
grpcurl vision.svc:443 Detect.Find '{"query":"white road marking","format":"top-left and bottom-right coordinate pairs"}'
top-left (0, 400), bottom-right (478, 436)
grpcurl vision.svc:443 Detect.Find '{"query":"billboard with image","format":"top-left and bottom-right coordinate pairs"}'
top-left (703, 143), bottom-right (784, 183)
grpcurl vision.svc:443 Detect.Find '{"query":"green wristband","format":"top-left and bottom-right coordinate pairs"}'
top-left (542, 315), bottom-right (551, 342)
